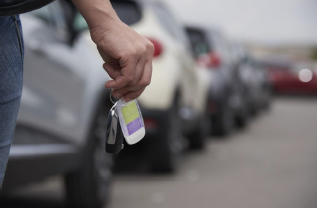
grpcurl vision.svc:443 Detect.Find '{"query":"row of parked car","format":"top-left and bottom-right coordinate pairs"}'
top-left (0, 0), bottom-right (272, 208)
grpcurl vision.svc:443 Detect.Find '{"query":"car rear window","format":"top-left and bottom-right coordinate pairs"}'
top-left (111, 0), bottom-right (142, 26)
top-left (186, 28), bottom-right (210, 58)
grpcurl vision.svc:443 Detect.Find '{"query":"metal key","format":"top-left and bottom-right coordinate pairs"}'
top-left (105, 102), bottom-right (124, 154)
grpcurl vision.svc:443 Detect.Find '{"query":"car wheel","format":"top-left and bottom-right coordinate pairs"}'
top-left (212, 100), bottom-right (234, 136)
top-left (250, 102), bottom-right (259, 116)
top-left (188, 113), bottom-right (210, 150)
top-left (263, 99), bottom-right (271, 111)
top-left (65, 106), bottom-right (113, 208)
top-left (235, 112), bottom-right (248, 128)
top-left (262, 90), bottom-right (272, 111)
top-left (150, 100), bottom-right (183, 173)
top-left (235, 102), bottom-right (249, 128)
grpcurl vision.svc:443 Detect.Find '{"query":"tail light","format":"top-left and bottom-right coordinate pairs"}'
top-left (197, 54), bottom-right (210, 67)
top-left (207, 101), bottom-right (218, 113)
top-left (143, 118), bottom-right (159, 130)
top-left (196, 52), bottom-right (222, 69)
top-left (209, 52), bottom-right (221, 68)
top-left (147, 38), bottom-right (163, 57)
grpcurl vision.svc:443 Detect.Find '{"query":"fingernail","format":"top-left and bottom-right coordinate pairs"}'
top-left (113, 93), bottom-right (121, 98)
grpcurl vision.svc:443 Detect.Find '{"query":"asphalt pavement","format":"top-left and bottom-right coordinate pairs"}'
top-left (1, 97), bottom-right (317, 208)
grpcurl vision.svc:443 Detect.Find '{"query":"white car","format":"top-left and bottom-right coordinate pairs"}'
top-left (2, 0), bottom-right (209, 207)
top-left (106, 0), bottom-right (211, 172)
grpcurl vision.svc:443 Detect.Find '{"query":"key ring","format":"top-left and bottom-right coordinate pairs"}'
top-left (110, 89), bottom-right (116, 105)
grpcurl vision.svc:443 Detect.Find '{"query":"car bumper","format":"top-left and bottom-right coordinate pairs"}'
top-left (140, 105), bottom-right (170, 141)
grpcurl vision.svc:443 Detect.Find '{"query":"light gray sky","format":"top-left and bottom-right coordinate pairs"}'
top-left (164, 0), bottom-right (317, 46)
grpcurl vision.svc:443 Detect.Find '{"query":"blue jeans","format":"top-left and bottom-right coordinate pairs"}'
top-left (0, 15), bottom-right (24, 188)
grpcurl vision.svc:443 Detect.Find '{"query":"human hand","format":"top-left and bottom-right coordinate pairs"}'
top-left (71, 0), bottom-right (154, 101)
top-left (91, 18), bottom-right (154, 102)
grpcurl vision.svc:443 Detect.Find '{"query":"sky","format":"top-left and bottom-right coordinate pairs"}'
top-left (164, 0), bottom-right (317, 46)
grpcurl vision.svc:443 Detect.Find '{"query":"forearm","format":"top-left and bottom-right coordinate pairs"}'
top-left (71, 0), bottom-right (121, 36)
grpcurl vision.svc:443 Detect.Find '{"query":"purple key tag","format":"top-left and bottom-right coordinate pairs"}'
top-left (116, 99), bottom-right (145, 145)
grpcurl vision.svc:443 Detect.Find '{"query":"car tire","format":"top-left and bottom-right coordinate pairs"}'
top-left (235, 103), bottom-right (249, 128)
top-left (65, 105), bottom-right (113, 208)
top-left (212, 100), bottom-right (234, 136)
top-left (188, 113), bottom-right (209, 150)
top-left (263, 99), bottom-right (271, 111)
top-left (250, 102), bottom-right (259, 116)
top-left (262, 90), bottom-right (272, 111)
top-left (235, 113), bottom-right (248, 128)
top-left (149, 99), bottom-right (183, 173)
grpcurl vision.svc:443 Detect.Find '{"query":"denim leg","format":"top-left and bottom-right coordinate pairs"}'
top-left (0, 15), bottom-right (24, 188)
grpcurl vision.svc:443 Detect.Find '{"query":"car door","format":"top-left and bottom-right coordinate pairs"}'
top-left (18, 2), bottom-right (86, 144)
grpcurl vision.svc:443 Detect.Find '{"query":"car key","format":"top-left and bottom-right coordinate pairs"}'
top-left (105, 102), bottom-right (124, 154)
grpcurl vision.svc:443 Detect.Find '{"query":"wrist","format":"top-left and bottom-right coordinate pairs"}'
top-left (86, 5), bottom-right (120, 30)
top-left (89, 17), bottom-right (124, 46)
top-left (71, 0), bottom-right (121, 41)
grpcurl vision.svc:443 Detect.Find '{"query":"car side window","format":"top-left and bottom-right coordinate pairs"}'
top-left (30, 6), bottom-right (54, 24)
top-left (30, 1), bottom-right (68, 39)
top-left (112, 1), bottom-right (142, 26)
top-left (186, 29), bottom-right (210, 58)
top-left (211, 33), bottom-right (232, 65)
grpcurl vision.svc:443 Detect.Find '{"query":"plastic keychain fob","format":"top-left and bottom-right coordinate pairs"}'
top-left (116, 99), bottom-right (145, 145)
top-left (105, 102), bottom-right (124, 154)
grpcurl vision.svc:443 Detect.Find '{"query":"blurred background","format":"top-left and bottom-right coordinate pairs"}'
top-left (1, 0), bottom-right (317, 208)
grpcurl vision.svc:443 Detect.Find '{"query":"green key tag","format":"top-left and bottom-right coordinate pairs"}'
top-left (116, 99), bottom-right (145, 145)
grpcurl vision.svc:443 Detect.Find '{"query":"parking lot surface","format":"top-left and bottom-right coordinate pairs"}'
top-left (2, 97), bottom-right (317, 208)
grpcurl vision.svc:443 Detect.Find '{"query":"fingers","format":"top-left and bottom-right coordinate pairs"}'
top-left (130, 51), bottom-right (146, 86)
top-left (112, 60), bottom-right (152, 100)
top-left (129, 40), bottom-right (152, 86)
top-left (96, 22), bottom-right (154, 99)
top-left (123, 88), bottom-right (146, 102)
top-left (112, 87), bottom-right (129, 98)
top-left (139, 60), bottom-right (153, 88)
top-left (115, 38), bottom-right (153, 89)
top-left (103, 63), bottom-right (121, 80)
top-left (105, 58), bottom-right (137, 89)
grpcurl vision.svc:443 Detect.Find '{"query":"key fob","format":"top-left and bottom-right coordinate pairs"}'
top-left (105, 103), bottom-right (124, 154)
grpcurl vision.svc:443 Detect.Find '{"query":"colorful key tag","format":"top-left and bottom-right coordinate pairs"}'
top-left (105, 92), bottom-right (145, 154)
top-left (116, 99), bottom-right (145, 145)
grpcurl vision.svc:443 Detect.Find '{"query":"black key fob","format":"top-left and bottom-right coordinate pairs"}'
top-left (105, 103), bottom-right (124, 154)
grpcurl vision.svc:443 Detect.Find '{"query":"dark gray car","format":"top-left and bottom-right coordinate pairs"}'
top-left (186, 26), bottom-right (248, 135)
top-left (1, 1), bottom-right (113, 208)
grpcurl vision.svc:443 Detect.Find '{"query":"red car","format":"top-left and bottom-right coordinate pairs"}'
top-left (263, 60), bottom-right (317, 95)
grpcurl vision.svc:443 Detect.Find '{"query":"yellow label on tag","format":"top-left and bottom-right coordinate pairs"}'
top-left (122, 101), bottom-right (139, 124)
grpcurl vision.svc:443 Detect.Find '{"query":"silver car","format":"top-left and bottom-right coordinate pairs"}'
top-left (2, 1), bottom-right (113, 208)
